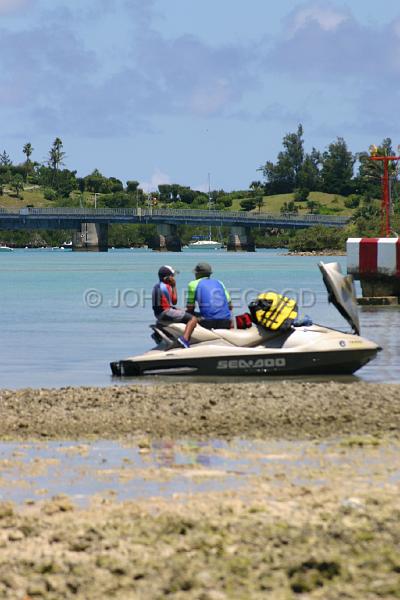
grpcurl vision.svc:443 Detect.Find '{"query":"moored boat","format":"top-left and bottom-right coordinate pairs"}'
top-left (187, 239), bottom-right (222, 250)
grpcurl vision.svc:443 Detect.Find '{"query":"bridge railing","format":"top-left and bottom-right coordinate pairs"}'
top-left (12, 206), bottom-right (349, 224)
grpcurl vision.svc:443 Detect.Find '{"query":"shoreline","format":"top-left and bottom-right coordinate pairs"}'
top-left (1, 382), bottom-right (399, 441)
top-left (1, 382), bottom-right (400, 598)
top-left (283, 249), bottom-right (345, 256)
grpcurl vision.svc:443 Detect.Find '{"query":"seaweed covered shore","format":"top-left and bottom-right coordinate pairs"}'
top-left (1, 382), bottom-right (400, 599)
top-left (0, 382), bottom-right (399, 441)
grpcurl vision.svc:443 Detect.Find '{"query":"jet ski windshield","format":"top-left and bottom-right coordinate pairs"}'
top-left (318, 261), bottom-right (360, 335)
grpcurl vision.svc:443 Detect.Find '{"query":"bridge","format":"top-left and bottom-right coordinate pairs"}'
top-left (0, 207), bottom-right (350, 251)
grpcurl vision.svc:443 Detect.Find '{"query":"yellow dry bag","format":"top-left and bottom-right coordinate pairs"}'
top-left (248, 292), bottom-right (298, 331)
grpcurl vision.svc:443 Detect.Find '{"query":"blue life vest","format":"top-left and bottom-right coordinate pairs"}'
top-left (195, 278), bottom-right (231, 319)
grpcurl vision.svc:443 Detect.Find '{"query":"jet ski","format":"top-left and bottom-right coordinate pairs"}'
top-left (110, 262), bottom-right (381, 377)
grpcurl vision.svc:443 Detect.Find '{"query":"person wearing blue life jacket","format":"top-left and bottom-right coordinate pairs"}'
top-left (177, 262), bottom-right (232, 348)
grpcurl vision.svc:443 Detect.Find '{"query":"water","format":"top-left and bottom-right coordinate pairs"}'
top-left (1, 438), bottom-right (399, 506)
top-left (0, 248), bottom-right (399, 388)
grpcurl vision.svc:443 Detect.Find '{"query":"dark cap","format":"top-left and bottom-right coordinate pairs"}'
top-left (194, 262), bottom-right (212, 276)
top-left (158, 265), bottom-right (177, 280)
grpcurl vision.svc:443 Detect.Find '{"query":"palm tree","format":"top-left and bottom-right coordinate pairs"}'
top-left (23, 142), bottom-right (33, 164)
top-left (255, 196), bottom-right (264, 213)
top-left (48, 137), bottom-right (65, 172)
top-left (47, 138), bottom-right (66, 190)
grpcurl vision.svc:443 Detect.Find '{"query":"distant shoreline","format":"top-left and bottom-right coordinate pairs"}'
top-left (283, 249), bottom-right (346, 256)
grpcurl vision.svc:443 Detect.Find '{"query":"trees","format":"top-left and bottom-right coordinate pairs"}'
top-left (37, 166), bottom-right (77, 199)
top-left (240, 198), bottom-right (257, 211)
top-left (320, 137), bottom-right (355, 195)
top-left (0, 151), bottom-right (12, 167)
top-left (294, 188), bottom-right (310, 202)
top-left (46, 138), bottom-right (70, 194)
top-left (23, 143), bottom-right (33, 164)
top-left (84, 169), bottom-right (108, 194)
top-left (355, 138), bottom-right (395, 198)
top-left (22, 142), bottom-right (34, 182)
top-left (297, 148), bottom-right (321, 191)
top-left (288, 225), bottom-right (346, 252)
top-left (255, 196), bottom-right (264, 212)
top-left (261, 124), bottom-right (305, 194)
top-left (47, 138), bottom-right (65, 172)
top-left (10, 174), bottom-right (24, 199)
top-left (126, 180), bottom-right (139, 193)
top-left (306, 199), bottom-right (320, 214)
top-left (280, 200), bottom-right (298, 214)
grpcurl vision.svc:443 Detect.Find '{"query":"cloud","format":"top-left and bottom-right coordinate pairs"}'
top-left (257, 102), bottom-right (310, 124)
top-left (0, 0), bottom-right (30, 14)
top-left (140, 169), bottom-right (171, 193)
top-left (131, 32), bottom-right (258, 118)
top-left (258, 2), bottom-right (400, 140)
top-left (266, 1), bottom-right (400, 85)
top-left (0, 23), bottom-right (97, 107)
top-left (0, 0), bottom-right (260, 137)
top-left (285, 2), bottom-right (349, 35)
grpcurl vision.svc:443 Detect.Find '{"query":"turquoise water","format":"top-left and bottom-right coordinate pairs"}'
top-left (0, 248), bottom-right (398, 388)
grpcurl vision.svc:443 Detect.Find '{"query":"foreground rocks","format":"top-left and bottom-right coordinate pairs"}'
top-left (1, 382), bottom-right (400, 599)
top-left (0, 382), bottom-right (399, 440)
top-left (1, 485), bottom-right (400, 599)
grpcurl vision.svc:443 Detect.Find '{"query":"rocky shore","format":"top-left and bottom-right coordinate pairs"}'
top-left (284, 250), bottom-right (346, 256)
top-left (1, 382), bottom-right (400, 599)
top-left (1, 382), bottom-right (399, 441)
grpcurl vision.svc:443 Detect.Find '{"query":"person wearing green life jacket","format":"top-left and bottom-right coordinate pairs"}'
top-left (177, 262), bottom-right (232, 348)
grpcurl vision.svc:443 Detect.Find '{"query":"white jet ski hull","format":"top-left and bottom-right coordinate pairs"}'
top-left (111, 325), bottom-right (380, 377)
top-left (111, 262), bottom-right (381, 378)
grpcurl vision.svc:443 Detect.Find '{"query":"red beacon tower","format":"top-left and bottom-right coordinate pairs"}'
top-left (368, 143), bottom-right (400, 237)
top-left (346, 144), bottom-right (400, 303)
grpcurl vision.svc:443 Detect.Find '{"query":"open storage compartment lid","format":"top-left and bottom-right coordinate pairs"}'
top-left (318, 261), bottom-right (360, 335)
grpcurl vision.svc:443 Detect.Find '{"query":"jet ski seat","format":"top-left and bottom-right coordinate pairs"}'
top-left (162, 322), bottom-right (220, 343)
top-left (214, 325), bottom-right (279, 347)
top-left (161, 322), bottom-right (279, 347)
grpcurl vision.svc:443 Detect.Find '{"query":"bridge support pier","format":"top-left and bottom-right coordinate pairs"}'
top-left (72, 223), bottom-right (109, 252)
top-left (227, 226), bottom-right (255, 252)
top-left (151, 223), bottom-right (182, 252)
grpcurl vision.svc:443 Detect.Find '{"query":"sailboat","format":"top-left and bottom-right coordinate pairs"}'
top-left (188, 173), bottom-right (223, 250)
top-left (187, 237), bottom-right (222, 250)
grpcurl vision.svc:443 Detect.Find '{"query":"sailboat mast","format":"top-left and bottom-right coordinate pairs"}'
top-left (208, 173), bottom-right (212, 241)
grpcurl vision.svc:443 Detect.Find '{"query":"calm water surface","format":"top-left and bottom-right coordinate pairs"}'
top-left (0, 248), bottom-right (398, 388)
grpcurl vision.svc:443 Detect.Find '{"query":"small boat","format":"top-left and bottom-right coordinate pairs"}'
top-left (187, 239), bottom-right (222, 250)
top-left (0, 245), bottom-right (13, 252)
top-left (61, 241), bottom-right (73, 250)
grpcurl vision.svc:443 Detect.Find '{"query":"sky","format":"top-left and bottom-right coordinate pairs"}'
top-left (2, 0), bottom-right (400, 192)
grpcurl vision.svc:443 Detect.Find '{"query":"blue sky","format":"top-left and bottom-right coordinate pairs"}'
top-left (2, 0), bottom-right (400, 192)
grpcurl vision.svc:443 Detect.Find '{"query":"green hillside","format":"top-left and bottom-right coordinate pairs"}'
top-left (1, 186), bottom-right (357, 217)
top-left (230, 192), bottom-right (355, 216)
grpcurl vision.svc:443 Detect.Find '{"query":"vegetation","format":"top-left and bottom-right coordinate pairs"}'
top-left (0, 128), bottom-right (399, 249)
